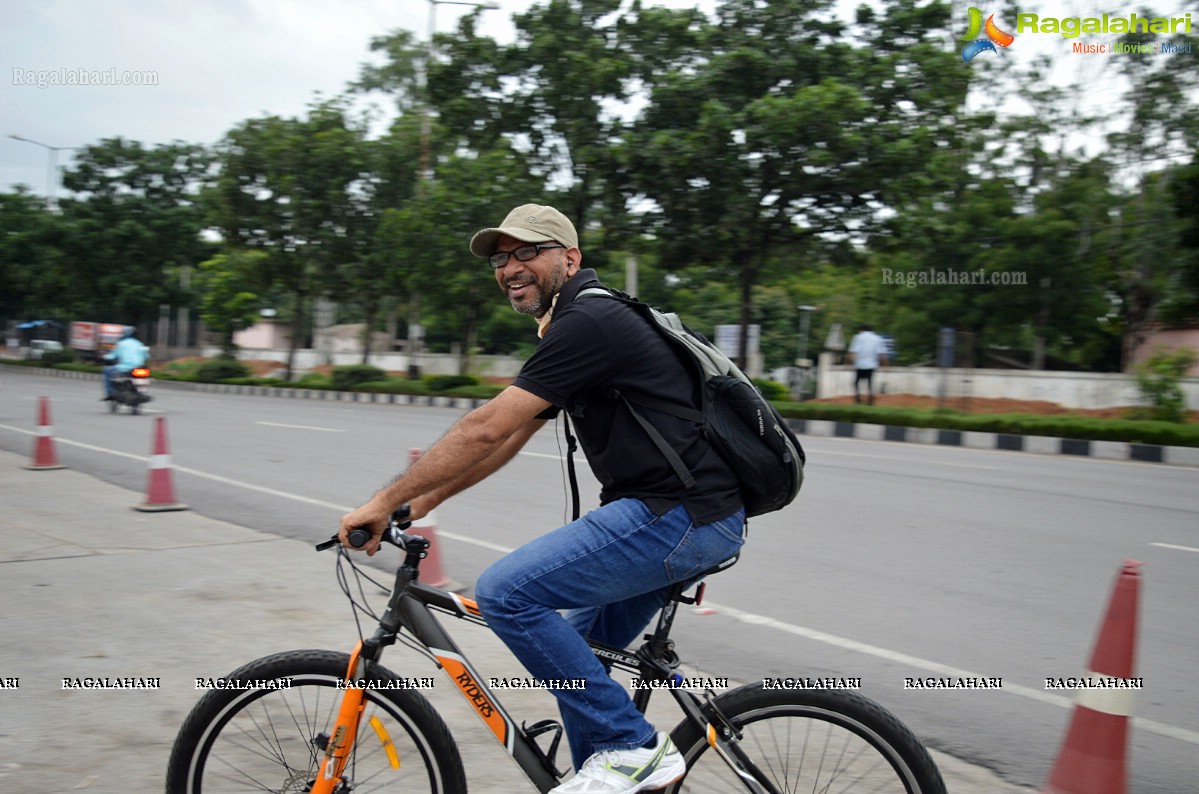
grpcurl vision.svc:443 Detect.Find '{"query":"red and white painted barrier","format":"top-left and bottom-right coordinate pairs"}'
top-left (25, 396), bottom-right (66, 471)
top-left (1040, 561), bottom-right (1142, 794)
top-left (135, 416), bottom-right (188, 512)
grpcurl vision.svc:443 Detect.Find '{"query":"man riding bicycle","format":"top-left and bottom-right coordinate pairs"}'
top-left (340, 203), bottom-right (744, 793)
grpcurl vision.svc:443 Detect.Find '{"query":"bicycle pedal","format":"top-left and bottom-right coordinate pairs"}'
top-left (522, 719), bottom-right (567, 778)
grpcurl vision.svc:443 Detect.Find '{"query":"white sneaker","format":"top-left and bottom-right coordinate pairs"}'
top-left (551, 732), bottom-right (686, 793)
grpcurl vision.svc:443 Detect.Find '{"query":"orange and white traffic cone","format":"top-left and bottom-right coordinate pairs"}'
top-left (25, 396), bottom-right (66, 470)
top-left (1040, 560), bottom-right (1141, 794)
top-left (135, 416), bottom-right (188, 512)
top-left (409, 447), bottom-right (460, 591)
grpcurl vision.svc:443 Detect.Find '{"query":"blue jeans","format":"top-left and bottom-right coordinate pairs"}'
top-left (475, 499), bottom-right (746, 770)
top-left (102, 365), bottom-right (124, 396)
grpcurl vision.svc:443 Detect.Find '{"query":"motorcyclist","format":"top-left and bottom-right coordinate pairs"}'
top-left (102, 327), bottom-right (149, 400)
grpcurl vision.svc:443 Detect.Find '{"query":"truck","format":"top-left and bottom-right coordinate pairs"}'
top-left (69, 322), bottom-right (128, 362)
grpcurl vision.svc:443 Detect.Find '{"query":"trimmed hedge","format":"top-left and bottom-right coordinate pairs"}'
top-left (197, 358), bottom-right (251, 383)
top-left (427, 374), bottom-right (480, 392)
top-left (331, 365), bottom-right (386, 391)
top-left (354, 376), bottom-right (502, 400)
top-left (776, 402), bottom-right (1199, 447)
top-left (752, 378), bottom-right (788, 401)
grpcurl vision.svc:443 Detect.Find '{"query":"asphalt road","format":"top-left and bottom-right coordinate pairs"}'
top-left (2, 367), bottom-right (1197, 792)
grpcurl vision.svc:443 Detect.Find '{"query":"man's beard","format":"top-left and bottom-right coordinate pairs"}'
top-left (507, 260), bottom-right (569, 318)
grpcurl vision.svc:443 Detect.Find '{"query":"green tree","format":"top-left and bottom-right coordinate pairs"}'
top-left (0, 189), bottom-right (68, 324)
top-left (57, 138), bottom-right (214, 325)
top-left (1135, 347), bottom-right (1198, 421)
top-left (196, 251), bottom-right (268, 357)
top-left (375, 146), bottom-right (544, 373)
top-left (432, 0), bottom-right (634, 233)
top-left (625, 0), bottom-right (972, 368)
top-left (209, 100), bottom-right (373, 378)
top-left (1101, 16), bottom-right (1199, 367)
top-left (1165, 159), bottom-right (1199, 324)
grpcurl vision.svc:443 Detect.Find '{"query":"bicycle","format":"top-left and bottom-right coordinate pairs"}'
top-left (167, 509), bottom-right (947, 793)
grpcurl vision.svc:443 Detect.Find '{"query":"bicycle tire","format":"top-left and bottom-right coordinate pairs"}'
top-left (166, 649), bottom-right (467, 794)
top-left (666, 683), bottom-right (946, 794)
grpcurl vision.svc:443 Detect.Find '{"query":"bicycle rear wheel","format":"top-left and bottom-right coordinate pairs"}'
top-left (166, 649), bottom-right (466, 793)
top-left (667, 683), bottom-right (946, 794)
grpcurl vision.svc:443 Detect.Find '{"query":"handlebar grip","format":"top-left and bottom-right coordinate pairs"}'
top-left (317, 504), bottom-right (413, 552)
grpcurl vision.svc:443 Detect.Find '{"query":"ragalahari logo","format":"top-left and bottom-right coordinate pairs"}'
top-left (961, 7), bottom-right (1015, 62)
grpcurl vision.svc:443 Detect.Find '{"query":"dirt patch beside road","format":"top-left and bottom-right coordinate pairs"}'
top-left (810, 393), bottom-right (1195, 421)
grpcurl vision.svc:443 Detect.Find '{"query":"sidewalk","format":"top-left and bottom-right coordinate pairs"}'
top-left (0, 449), bottom-right (1032, 792)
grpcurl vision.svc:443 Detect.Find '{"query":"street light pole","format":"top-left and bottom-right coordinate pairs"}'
top-left (407, 0), bottom-right (498, 378)
top-left (796, 305), bottom-right (817, 400)
top-left (8, 134), bottom-right (77, 209)
top-left (420, 0), bottom-right (499, 188)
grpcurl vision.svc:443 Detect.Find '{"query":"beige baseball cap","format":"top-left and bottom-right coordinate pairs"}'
top-left (469, 203), bottom-right (578, 257)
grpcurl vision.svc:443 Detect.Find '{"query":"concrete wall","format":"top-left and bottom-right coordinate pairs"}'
top-left (232, 321), bottom-right (292, 350)
top-left (816, 352), bottom-right (1199, 410)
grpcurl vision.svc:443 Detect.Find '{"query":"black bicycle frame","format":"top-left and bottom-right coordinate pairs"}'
top-left (339, 537), bottom-right (778, 794)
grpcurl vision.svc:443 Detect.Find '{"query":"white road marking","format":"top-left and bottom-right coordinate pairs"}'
top-left (703, 599), bottom-right (1199, 745)
top-left (519, 451), bottom-right (566, 461)
top-left (816, 449), bottom-right (1000, 470)
top-left (256, 421), bottom-right (345, 432)
top-left (1151, 542), bottom-right (1199, 554)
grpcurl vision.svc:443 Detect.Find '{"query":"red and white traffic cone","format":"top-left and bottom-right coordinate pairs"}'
top-left (1040, 561), bottom-right (1141, 794)
top-left (409, 447), bottom-right (460, 591)
top-left (25, 396), bottom-right (66, 470)
top-left (135, 416), bottom-right (188, 512)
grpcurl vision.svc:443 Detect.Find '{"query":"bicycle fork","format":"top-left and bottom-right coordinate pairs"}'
top-left (669, 686), bottom-right (782, 794)
top-left (636, 585), bottom-right (781, 794)
top-left (310, 641), bottom-right (372, 794)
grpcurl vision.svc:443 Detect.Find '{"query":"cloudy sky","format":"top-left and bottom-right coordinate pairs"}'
top-left (2, 1), bottom-right (1192, 199)
top-left (1, 0), bottom-right (542, 196)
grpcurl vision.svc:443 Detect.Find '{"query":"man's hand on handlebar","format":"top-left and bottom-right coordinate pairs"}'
top-left (338, 502), bottom-right (417, 556)
top-left (338, 500), bottom-right (392, 556)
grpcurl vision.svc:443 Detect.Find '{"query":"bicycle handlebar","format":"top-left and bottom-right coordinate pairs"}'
top-left (315, 505), bottom-right (413, 552)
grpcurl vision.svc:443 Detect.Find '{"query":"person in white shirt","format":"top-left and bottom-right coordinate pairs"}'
top-left (847, 324), bottom-right (888, 405)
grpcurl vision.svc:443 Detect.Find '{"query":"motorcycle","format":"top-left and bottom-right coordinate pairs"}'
top-left (108, 366), bottom-right (153, 414)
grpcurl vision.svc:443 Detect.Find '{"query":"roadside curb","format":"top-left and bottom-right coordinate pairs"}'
top-left (6, 363), bottom-right (1196, 467)
top-left (786, 417), bottom-right (1199, 467)
top-left (0, 362), bottom-right (490, 411)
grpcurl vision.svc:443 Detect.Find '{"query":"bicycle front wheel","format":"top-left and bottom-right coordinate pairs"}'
top-left (166, 649), bottom-right (466, 794)
top-left (667, 683), bottom-right (946, 794)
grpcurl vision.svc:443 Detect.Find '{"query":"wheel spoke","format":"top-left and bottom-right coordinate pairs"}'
top-left (167, 651), bottom-right (465, 794)
top-left (673, 687), bottom-right (945, 794)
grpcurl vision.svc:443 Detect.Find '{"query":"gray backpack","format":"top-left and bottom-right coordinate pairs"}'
top-left (578, 288), bottom-right (804, 517)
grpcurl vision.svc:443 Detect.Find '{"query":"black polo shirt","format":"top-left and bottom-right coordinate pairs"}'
top-left (512, 269), bottom-right (742, 524)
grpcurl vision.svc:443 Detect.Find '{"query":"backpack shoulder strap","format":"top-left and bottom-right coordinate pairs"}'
top-left (613, 391), bottom-right (696, 489)
top-left (577, 286), bottom-right (699, 489)
top-left (560, 409), bottom-right (582, 521)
